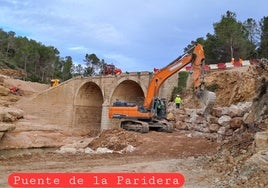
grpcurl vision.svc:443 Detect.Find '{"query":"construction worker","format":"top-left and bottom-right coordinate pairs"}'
top-left (175, 94), bottom-right (182, 109)
top-left (156, 99), bottom-right (163, 118)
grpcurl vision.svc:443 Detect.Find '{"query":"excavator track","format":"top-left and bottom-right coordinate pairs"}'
top-left (120, 119), bottom-right (150, 133)
top-left (120, 119), bottom-right (174, 133)
top-left (148, 119), bottom-right (174, 133)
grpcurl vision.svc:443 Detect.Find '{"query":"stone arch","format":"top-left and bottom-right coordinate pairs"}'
top-left (73, 81), bottom-right (103, 136)
top-left (110, 79), bottom-right (145, 106)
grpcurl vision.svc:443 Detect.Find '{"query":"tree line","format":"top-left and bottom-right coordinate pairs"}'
top-left (185, 11), bottom-right (268, 64)
top-left (0, 30), bottom-right (73, 82)
top-left (0, 29), bottom-right (110, 82)
top-left (0, 11), bottom-right (267, 83)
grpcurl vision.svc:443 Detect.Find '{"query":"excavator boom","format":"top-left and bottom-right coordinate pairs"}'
top-left (144, 44), bottom-right (205, 108)
top-left (144, 43), bottom-right (216, 115)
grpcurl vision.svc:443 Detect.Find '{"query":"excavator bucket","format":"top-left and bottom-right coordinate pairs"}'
top-left (196, 89), bottom-right (216, 116)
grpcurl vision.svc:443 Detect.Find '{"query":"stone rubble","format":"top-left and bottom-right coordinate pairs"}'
top-left (167, 101), bottom-right (253, 139)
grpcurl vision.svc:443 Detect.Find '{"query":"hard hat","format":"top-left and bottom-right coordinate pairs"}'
top-left (177, 94), bottom-right (180, 96)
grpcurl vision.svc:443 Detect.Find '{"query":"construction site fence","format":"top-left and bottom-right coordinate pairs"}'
top-left (184, 59), bottom-right (258, 71)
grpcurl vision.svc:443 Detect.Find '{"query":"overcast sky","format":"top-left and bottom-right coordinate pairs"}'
top-left (0, 0), bottom-right (267, 72)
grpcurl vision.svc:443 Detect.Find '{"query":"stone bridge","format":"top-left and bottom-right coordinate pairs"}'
top-left (17, 72), bottom-right (178, 136)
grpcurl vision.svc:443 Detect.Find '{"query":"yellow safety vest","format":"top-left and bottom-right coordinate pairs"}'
top-left (175, 97), bottom-right (181, 104)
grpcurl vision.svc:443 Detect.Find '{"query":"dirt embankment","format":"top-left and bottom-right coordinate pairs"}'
top-left (182, 66), bottom-right (255, 109)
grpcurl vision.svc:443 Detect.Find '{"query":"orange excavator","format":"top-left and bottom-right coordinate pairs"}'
top-left (109, 44), bottom-right (216, 133)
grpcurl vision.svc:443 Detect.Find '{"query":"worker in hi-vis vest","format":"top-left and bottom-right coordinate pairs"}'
top-left (175, 94), bottom-right (182, 109)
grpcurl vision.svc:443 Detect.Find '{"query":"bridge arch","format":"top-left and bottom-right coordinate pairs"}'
top-left (110, 79), bottom-right (146, 106)
top-left (73, 81), bottom-right (103, 135)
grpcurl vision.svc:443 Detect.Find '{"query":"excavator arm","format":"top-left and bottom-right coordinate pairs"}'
top-left (144, 43), bottom-right (215, 113)
top-left (143, 51), bottom-right (193, 108)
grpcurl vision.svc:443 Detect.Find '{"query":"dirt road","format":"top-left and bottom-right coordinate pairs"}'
top-left (1, 130), bottom-right (222, 188)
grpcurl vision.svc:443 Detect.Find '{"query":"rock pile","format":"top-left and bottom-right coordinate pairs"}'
top-left (88, 128), bottom-right (143, 151)
top-left (170, 58), bottom-right (268, 138)
top-left (168, 59), bottom-right (268, 187)
top-left (168, 102), bottom-right (252, 137)
top-left (244, 59), bottom-right (268, 130)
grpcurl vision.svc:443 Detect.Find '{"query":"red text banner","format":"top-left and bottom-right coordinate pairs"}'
top-left (8, 172), bottom-right (185, 187)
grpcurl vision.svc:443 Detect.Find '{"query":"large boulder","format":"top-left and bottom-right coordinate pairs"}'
top-left (0, 123), bottom-right (16, 141)
top-left (218, 115), bottom-right (232, 127)
top-left (0, 130), bottom-right (67, 149)
top-left (0, 107), bottom-right (23, 122)
top-left (229, 117), bottom-right (245, 130)
top-left (254, 131), bottom-right (268, 152)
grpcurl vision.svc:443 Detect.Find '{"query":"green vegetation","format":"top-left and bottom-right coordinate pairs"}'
top-left (172, 71), bottom-right (189, 99)
top-left (185, 11), bottom-right (268, 64)
top-left (0, 28), bottom-right (112, 82)
top-left (0, 29), bottom-right (73, 83)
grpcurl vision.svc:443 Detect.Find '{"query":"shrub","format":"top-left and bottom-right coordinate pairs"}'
top-left (171, 71), bottom-right (189, 100)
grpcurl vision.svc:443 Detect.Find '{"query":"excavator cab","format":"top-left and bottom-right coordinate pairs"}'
top-left (151, 97), bottom-right (167, 119)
